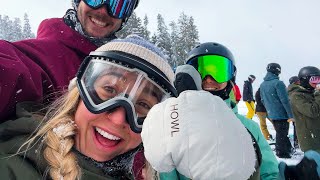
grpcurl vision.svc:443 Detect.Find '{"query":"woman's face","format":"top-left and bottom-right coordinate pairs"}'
top-left (202, 75), bottom-right (228, 91)
top-left (74, 101), bottom-right (141, 162)
top-left (73, 69), bottom-right (164, 162)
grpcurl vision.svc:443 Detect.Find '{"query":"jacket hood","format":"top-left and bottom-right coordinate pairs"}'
top-left (288, 83), bottom-right (312, 94)
top-left (263, 72), bottom-right (279, 81)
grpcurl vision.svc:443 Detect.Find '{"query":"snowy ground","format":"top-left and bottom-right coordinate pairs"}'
top-left (237, 101), bottom-right (304, 165)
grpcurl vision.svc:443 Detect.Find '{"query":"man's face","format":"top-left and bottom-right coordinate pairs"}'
top-left (77, 1), bottom-right (122, 38)
top-left (202, 75), bottom-right (228, 91)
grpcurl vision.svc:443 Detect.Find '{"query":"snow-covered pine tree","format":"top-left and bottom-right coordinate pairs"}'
top-left (176, 12), bottom-right (200, 65)
top-left (22, 13), bottom-right (35, 39)
top-left (155, 14), bottom-right (172, 66)
top-left (186, 16), bottom-right (200, 51)
top-left (0, 15), bottom-right (3, 40)
top-left (175, 13), bottom-right (189, 65)
top-left (0, 15), bottom-right (11, 41)
top-left (141, 15), bottom-right (151, 41)
top-left (169, 21), bottom-right (179, 68)
top-left (150, 33), bottom-right (157, 45)
top-left (116, 12), bottom-right (144, 38)
top-left (11, 18), bottom-right (23, 41)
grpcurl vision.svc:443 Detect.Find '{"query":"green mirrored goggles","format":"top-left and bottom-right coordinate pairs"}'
top-left (189, 55), bottom-right (234, 83)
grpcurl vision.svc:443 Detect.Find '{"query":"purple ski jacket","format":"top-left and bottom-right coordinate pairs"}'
top-left (0, 18), bottom-right (97, 121)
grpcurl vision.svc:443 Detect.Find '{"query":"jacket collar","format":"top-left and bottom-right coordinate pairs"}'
top-left (263, 72), bottom-right (279, 81)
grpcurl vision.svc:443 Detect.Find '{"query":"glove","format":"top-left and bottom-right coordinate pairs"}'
top-left (316, 84), bottom-right (320, 91)
top-left (287, 118), bottom-right (295, 123)
top-left (279, 150), bottom-right (320, 180)
top-left (173, 65), bottom-right (202, 95)
top-left (141, 91), bottom-right (256, 179)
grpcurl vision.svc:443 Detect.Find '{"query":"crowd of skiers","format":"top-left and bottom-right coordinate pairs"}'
top-left (241, 63), bottom-right (320, 159)
top-left (0, 0), bottom-right (319, 179)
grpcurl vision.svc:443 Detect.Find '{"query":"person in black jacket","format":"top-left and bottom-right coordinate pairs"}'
top-left (243, 75), bottom-right (256, 119)
top-left (255, 88), bottom-right (274, 140)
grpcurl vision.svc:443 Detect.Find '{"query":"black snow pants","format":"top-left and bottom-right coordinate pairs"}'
top-left (273, 120), bottom-right (292, 158)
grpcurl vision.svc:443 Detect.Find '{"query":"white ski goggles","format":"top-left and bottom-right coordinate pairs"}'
top-left (77, 51), bottom-right (176, 133)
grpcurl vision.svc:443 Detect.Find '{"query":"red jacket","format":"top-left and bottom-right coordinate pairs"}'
top-left (233, 84), bottom-right (242, 102)
top-left (0, 18), bottom-right (97, 121)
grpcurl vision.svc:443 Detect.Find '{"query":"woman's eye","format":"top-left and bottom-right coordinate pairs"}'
top-left (136, 101), bottom-right (152, 117)
top-left (104, 86), bottom-right (117, 95)
top-left (137, 101), bottom-right (151, 110)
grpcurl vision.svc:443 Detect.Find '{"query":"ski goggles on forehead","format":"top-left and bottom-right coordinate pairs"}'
top-left (187, 55), bottom-right (234, 83)
top-left (77, 55), bottom-right (174, 133)
top-left (83, 0), bottom-right (137, 19)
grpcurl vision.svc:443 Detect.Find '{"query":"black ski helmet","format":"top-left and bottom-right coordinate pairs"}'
top-left (186, 42), bottom-right (235, 65)
top-left (185, 42), bottom-right (236, 100)
top-left (248, 75), bottom-right (256, 81)
top-left (289, 76), bottom-right (299, 85)
top-left (298, 66), bottom-right (320, 90)
top-left (266, 63), bottom-right (281, 76)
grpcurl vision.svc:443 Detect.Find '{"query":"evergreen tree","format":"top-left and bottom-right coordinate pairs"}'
top-left (116, 12), bottom-right (144, 38)
top-left (169, 21), bottom-right (179, 67)
top-left (175, 12), bottom-right (200, 65)
top-left (175, 13), bottom-right (189, 65)
top-left (0, 14), bottom-right (36, 41)
top-left (186, 16), bottom-right (200, 51)
top-left (150, 33), bottom-right (157, 45)
top-left (23, 13), bottom-right (35, 39)
top-left (141, 15), bottom-right (151, 40)
top-left (11, 18), bottom-right (23, 41)
top-left (155, 14), bottom-right (171, 63)
top-left (0, 15), bottom-right (3, 39)
top-left (0, 15), bottom-right (11, 40)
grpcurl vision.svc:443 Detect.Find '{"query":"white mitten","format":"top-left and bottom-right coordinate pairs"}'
top-left (142, 90), bottom-right (256, 180)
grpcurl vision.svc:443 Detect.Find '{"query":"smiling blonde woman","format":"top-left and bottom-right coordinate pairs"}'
top-left (0, 35), bottom-right (175, 180)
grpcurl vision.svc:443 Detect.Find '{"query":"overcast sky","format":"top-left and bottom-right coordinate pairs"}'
top-left (1, 0), bottom-right (319, 91)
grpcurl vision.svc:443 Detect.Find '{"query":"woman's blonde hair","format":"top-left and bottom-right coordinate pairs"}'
top-left (20, 85), bottom-right (158, 180)
top-left (20, 87), bottom-right (81, 180)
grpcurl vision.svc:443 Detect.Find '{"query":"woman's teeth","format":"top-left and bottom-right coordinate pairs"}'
top-left (95, 127), bottom-right (120, 140)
